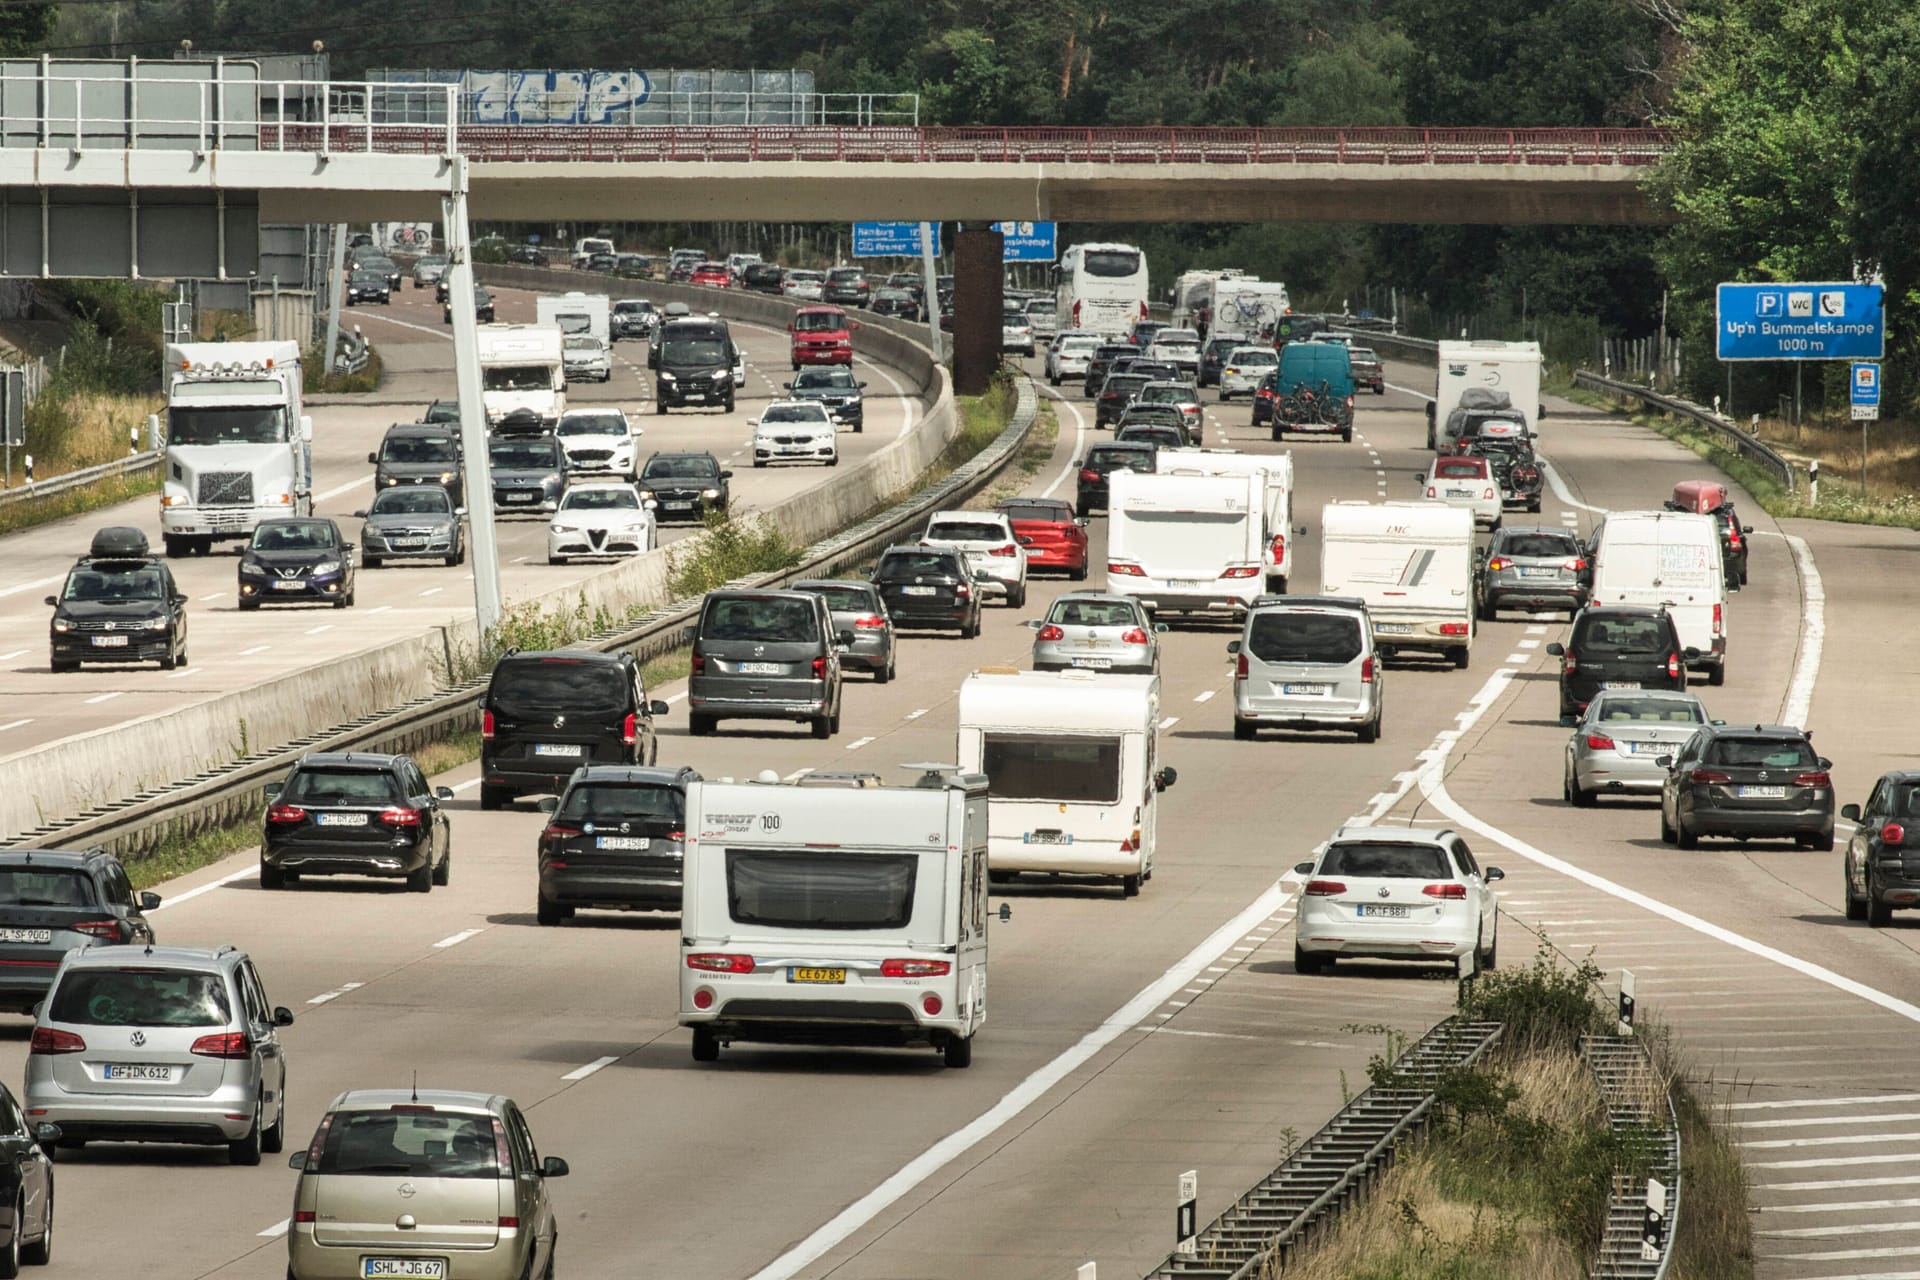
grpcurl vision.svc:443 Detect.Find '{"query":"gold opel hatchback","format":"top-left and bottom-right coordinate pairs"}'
top-left (287, 1089), bottom-right (567, 1280)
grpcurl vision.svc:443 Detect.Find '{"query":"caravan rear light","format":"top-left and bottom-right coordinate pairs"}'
top-left (1220, 566), bottom-right (1259, 579)
top-left (1438, 622), bottom-right (1468, 636)
top-left (1109, 562), bottom-right (1146, 577)
top-left (881, 958), bottom-right (952, 978)
top-left (812, 656), bottom-right (827, 679)
top-left (1360, 656), bottom-right (1375, 684)
top-left (1304, 880), bottom-right (1346, 897)
top-left (481, 710), bottom-right (495, 740)
top-left (1713, 602), bottom-right (1723, 636)
top-left (621, 713), bottom-right (638, 746)
top-left (1037, 624), bottom-right (1065, 642)
top-left (1120, 627), bottom-right (1150, 646)
top-left (1422, 883), bottom-right (1468, 899)
top-left (686, 953), bottom-right (756, 974)
top-left (1269, 533), bottom-right (1286, 563)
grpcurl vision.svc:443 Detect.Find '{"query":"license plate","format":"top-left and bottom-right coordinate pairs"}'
top-left (1358, 904), bottom-right (1410, 918)
top-left (1738, 785), bottom-right (1787, 798)
top-left (1376, 623), bottom-right (1414, 635)
top-left (1170, 578), bottom-right (1209, 588)
top-left (788, 967), bottom-right (845, 984)
top-left (738, 662), bottom-right (784, 675)
top-left (1625, 742), bottom-right (1663, 755)
top-left (91, 635), bottom-right (129, 647)
top-left (1023, 831), bottom-right (1073, 845)
top-left (503, 492), bottom-right (534, 502)
top-left (595, 836), bottom-right (649, 850)
top-left (1518, 567), bottom-right (1554, 578)
top-left (664, 501), bottom-right (693, 510)
top-left (685, 393), bottom-right (708, 403)
top-left (390, 539), bottom-right (426, 550)
top-left (533, 743), bottom-right (583, 758)
top-left (103, 1064), bottom-right (171, 1082)
top-left (0, 928), bottom-right (50, 944)
top-left (362, 1261), bottom-right (446, 1279)
top-left (1069, 657), bottom-right (1112, 669)
top-left (1603, 681), bottom-right (1641, 690)
top-left (272, 580), bottom-right (306, 591)
top-left (1445, 488), bottom-right (1473, 498)
top-left (1282, 683), bottom-right (1330, 696)
top-left (317, 812), bottom-right (369, 826)
top-left (902, 586), bottom-right (937, 596)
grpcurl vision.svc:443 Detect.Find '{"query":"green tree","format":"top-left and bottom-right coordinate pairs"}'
top-left (2, 2), bottom-right (57, 56)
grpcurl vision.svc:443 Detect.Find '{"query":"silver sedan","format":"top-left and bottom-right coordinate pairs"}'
top-left (1029, 592), bottom-right (1166, 674)
top-left (1564, 689), bottom-right (1710, 806)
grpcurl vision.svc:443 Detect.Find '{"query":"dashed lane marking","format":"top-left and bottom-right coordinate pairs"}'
top-left (432, 928), bottom-right (484, 949)
top-left (561, 1055), bottom-right (620, 1082)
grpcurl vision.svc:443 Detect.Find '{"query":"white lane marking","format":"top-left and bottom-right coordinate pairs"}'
top-left (1040, 388), bottom-right (1090, 499)
top-left (364, 605), bottom-right (391, 615)
top-left (0, 650), bottom-right (24, 663)
top-left (258, 1219), bottom-right (290, 1239)
top-left (1518, 639), bottom-right (1540, 649)
top-left (1732, 1095), bottom-right (1920, 1111)
top-left (164, 666), bottom-right (200, 680)
top-left (0, 718), bottom-right (28, 732)
top-left (561, 1055), bottom-right (620, 1082)
top-left (1768, 1177), bottom-right (1920, 1193)
top-left (151, 865), bottom-right (257, 912)
top-left (1751, 1153), bottom-right (1920, 1170)
top-left (306, 624), bottom-right (334, 636)
top-left (1760, 1221), bottom-right (1920, 1239)
top-left (1159, 716), bottom-right (1179, 730)
top-left (199, 591), bottom-right (227, 602)
top-left (1539, 458), bottom-right (1608, 514)
top-left (856, 356), bottom-right (917, 439)
top-left (1763, 1245), bottom-right (1920, 1263)
top-left (1744, 1132), bottom-right (1920, 1150)
top-left (84, 691), bottom-right (122, 704)
top-left (1780, 532), bottom-right (1824, 727)
top-left (844, 736), bottom-right (876, 752)
top-left (238, 645), bottom-right (270, 656)
top-left (1525, 625), bottom-right (1548, 635)
top-left (783, 768), bottom-right (814, 783)
top-left (0, 573), bottom-right (66, 600)
top-left (748, 877), bottom-right (1293, 1280)
top-left (666, 691), bottom-right (688, 704)
top-left (419, 587), bottom-right (442, 597)
top-left (432, 928), bottom-right (484, 949)
top-left (905, 708), bottom-right (928, 720)
top-left (1505, 652), bottom-right (1528, 664)
top-left (1743, 1113), bottom-right (1920, 1130)
top-left (450, 779), bottom-right (482, 793)
top-left (1193, 690), bottom-right (1215, 703)
top-left (307, 982), bottom-right (364, 1006)
top-left (313, 474), bottom-right (372, 503)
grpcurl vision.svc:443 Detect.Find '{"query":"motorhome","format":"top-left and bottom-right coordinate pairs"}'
top-left (535, 291), bottom-right (612, 346)
top-left (1427, 340), bottom-right (1544, 446)
top-left (1169, 268), bottom-right (1245, 331)
top-left (1106, 469), bottom-right (1266, 617)
top-left (476, 324), bottom-right (567, 426)
top-left (678, 769), bottom-right (990, 1067)
top-left (1155, 449), bottom-right (1295, 594)
top-left (1320, 501), bottom-right (1476, 667)
top-left (1588, 510), bottom-right (1727, 684)
top-left (1207, 278), bottom-right (1292, 343)
top-left (957, 669), bottom-right (1176, 897)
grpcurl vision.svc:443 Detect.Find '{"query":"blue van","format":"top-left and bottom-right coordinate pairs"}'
top-left (1274, 343), bottom-right (1356, 441)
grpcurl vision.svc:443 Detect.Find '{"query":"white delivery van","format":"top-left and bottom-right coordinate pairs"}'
top-left (536, 291), bottom-right (612, 346)
top-left (1588, 510), bottom-right (1727, 684)
top-left (1106, 470), bottom-right (1266, 618)
top-left (476, 324), bottom-right (566, 425)
top-left (1156, 448), bottom-right (1295, 593)
top-left (679, 769), bottom-right (990, 1067)
top-left (957, 669), bottom-right (1177, 897)
top-left (1320, 501), bottom-right (1476, 667)
top-left (1429, 339), bottom-right (1545, 445)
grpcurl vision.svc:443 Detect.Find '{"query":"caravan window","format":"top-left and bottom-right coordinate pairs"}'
top-left (726, 850), bottom-right (917, 930)
top-left (982, 734), bottom-right (1121, 804)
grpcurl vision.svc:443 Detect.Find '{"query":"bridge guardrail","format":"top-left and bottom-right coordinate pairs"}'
top-left (0, 450), bottom-right (160, 509)
top-left (1573, 370), bottom-right (1797, 496)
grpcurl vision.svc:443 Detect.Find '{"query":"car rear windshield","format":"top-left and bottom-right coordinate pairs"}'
top-left (50, 969), bottom-right (231, 1027)
top-left (489, 442), bottom-right (560, 469)
top-left (382, 435), bottom-right (456, 463)
top-left (559, 782), bottom-right (684, 832)
top-left (1705, 737), bottom-right (1817, 769)
top-left (1000, 502), bottom-right (1070, 523)
top-left (926, 521), bottom-right (1007, 543)
top-left (1048, 599), bottom-right (1138, 627)
top-left (799, 585), bottom-right (876, 612)
top-left (1591, 696), bottom-right (1705, 724)
top-left (1103, 376), bottom-right (1150, 396)
top-left (1087, 448), bottom-right (1154, 471)
top-left (726, 850), bottom-right (916, 929)
top-left (1320, 842), bottom-right (1450, 879)
top-left (793, 368), bottom-right (856, 389)
top-left (1247, 612), bottom-right (1364, 665)
top-left (701, 597), bottom-right (820, 643)
top-left (1500, 533), bottom-right (1579, 559)
top-left (280, 769), bottom-right (405, 806)
top-left (982, 734), bottom-right (1121, 804)
top-left (491, 659), bottom-right (629, 713)
top-left (877, 552), bottom-right (959, 579)
top-left (1117, 426), bottom-right (1181, 446)
top-left (1435, 460), bottom-right (1487, 479)
top-left (0, 868), bottom-right (96, 908)
top-left (1574, 616), bottom-right (1673, 654)
top-left (312, 1110), bottom-right (501, 1178)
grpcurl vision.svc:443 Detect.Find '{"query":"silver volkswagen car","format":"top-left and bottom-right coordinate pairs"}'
top-left (1028, 592), bottom-right (1164, 674)
top-left (26, 944), bottom-right (294, 1164)
top-left (1564, 689), bottom-right (1711, 806)
top-left (1229, 595), bottom-right (1384, 742)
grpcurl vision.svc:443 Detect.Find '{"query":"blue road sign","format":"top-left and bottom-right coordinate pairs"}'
top-left (1716, 282), bottom-right (1884, 361)
top-left (852, 222), bottom-right (939, 258)
top-left (1851, 362), bottom-right (1881, 408)
top-left (992, 221), bottom-right (1057, 263)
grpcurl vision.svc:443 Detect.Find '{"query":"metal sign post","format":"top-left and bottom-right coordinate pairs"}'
top-left (0, 367), bottom-right (23, 488)
top-left (1852, 361), bottom-right (1881, 498)
top-left (1175, 1169), bottom-right (1199, 1256)
top-left (918, 221), bottom-right (944, 364)
top-left (323, 223), bottom-right (348, 379)
top-left (1618, 968), bottom-right (1636, 1036)
top-left (441, 168), bottom-right (504, 638)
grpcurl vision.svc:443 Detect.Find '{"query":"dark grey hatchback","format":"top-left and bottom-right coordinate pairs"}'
top-left (1659, 724), bottom-right (1834, 851)
top-left (535, 765), bottom-right (699, 924)
top-left (0, 850), bottom-right (158, 1014)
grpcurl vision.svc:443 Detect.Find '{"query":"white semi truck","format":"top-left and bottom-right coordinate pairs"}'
top-left (152, 341), bottom-right (312, 557)
top-left (477, 324), bottom-right (567, 426)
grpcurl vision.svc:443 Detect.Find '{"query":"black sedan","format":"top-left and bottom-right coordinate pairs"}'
top-left (1075, 441), bottom-right (1157, 517)
top-left (783, 366), bottom-right (866, 431)
top-left (262, 752), bottom-right (453, 892)
top-left (444, 285), bottom-right (495, 324)
top-left (237, 517), bottom-right (356, 609)
top-left (535, 765), bottom-right (698, 925)
top-left (1842, 772), bottom-right (1920, 926)
top-left (637, 451), bottom-right (731, 523)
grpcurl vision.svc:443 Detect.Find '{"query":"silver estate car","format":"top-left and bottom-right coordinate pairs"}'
top-left (26, 944), bottom-right (294, 1165)
top-left (1475, 526), bottom-right (1588, 620)
top-left (792, 578), bottom-right (897, 683)
top-left (1563, 689), bottom-right (1710, 806)
top-left (1028, 592), bottom-right (1165, 674)
top-left (1229, 595), bottom-right (1384, 742)
top-left (287, 1089), bottom-right (568, 1280)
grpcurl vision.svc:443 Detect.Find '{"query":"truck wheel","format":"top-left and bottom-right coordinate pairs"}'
top-left (655, 400), bottom-right (667, 415)
top-left (1449, 645), bottom-right (1470, 670)
top-left (1120, 874), bottom-right (1142, 898)
top-left (691, 1028), bottom-right (720, 1063)
top-left (163, 535), bottom-right (189, 558)
top-left (479, 785), bottom-right (507, 812)
top-left (943, 1035), bottom-right (974, 1069)
top-left (1707, 664), bottom-right (1726, 687)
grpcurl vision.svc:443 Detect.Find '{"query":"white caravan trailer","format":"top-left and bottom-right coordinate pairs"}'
top-left (1106, 469), bottom-right (1266, 618)
top-left (1156, 448), bottom-right (1296, 593)
top-left (1589, 509), bottom-right (1728, 683)
top-left (1320, 501), bottom-right (1476, 667)
top-left (957, 669), bottom-right (1177, 897)
top-left (679, 770), bottom-right (990, 1067)
top-left (1428, 339), bottom-right (1545, 446)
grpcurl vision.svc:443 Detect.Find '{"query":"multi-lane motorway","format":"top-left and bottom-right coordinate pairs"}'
top-left (2, 310), bottom-right (1917, 1278)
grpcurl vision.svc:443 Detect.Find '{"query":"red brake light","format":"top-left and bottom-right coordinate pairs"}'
top-left (493, 1118), bottom-right (513, 1173)
top-left (266, 803), bottom-right (307, 825)
top-left (880, 958), bottom-right (952, 978)
top-left (811, 656), bottom-right (827, 679)
top-left (1360, 656), bottom-right (1375, 684)
top-left (1037, 624), bottom-right (1065, 641)
top-left (621, 712), bottom-right (638, 746)
top-left (1304, 879), bottom-right (1346, 896)
top-left (28, 1028), bottom-right (84, 1055)
top-left (498, 1216), bottom-right (521, 1229)
top-left (303, 1112), bottom-right (335, 1167)
top-left (1079, 468), bottom-right (1100, 483)
top-left (690, 653), bottom-right (706, 676)
top-left (379, 807), bottom-right (421, 827)
top-left (1486, 558), bottom-right (1510, 572)
top-left (1667, 653), bottom-right (1681, 679)
top-left (1269, 534), bottom-right (1286, 563)
top-left (1426, 486), bottom-right (1437, 498)
top-left (1438, 622), bottom-right (1468, 636)
top-left (1120, 627), bottom-right (1150, 645)
top-left (1586, 734), bottom-right (1615, 750)
top-left (70, 919), bottom-right (124, 940)
top-left (1689, 769), bottom-right (1731, 785)
top-left (1792, 772), bottom-right (1831, 788)
top-left (1422, 883), bottom-right (1468, 899)
top-left (1712, 602), bottom-right (1723, 635)
top-left (686, 953), bottom-right (755, 974)
top-left (1235, 652), bottom-right (1249, 679)
top-left (294, 1211), bottom-right (316, 1223)
top-left (1884, 823), bottom-right (1906, 844)
top-left (1566, 558), bottom-right (1588, 572)
top-left (1109, 562), bottom-right (1146, 576)
top-left (543, 823), bottom-right (581, 841)
top-left (1118, 830), bottom-right (1140, 854)
top-left (988, 544), bottom-right (1018, 557)
top-left (955, 583), bottom-right (971, 598)
top-left (190, 1032), bottom-right (253, 1059)
top-left (481, 709), bottom-right (495, 740)
top-left (1221, 566), bottom-right (1259, 579)
top-left (854, 615), bottom-right (886, 629)
top-left (1728, 527), bottom-right (1742, 549)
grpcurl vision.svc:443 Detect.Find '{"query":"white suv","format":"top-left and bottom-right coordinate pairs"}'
top-left (554, 408), bottom-right (638, 478)
top-left (752, 401), bottom-right (838, 468)
top-left (1291, 827), bottom-right (1503, 978)
top-left (921, 510), bottom-right (1029, 608)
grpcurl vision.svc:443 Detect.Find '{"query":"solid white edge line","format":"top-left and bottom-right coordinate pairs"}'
top-left (748, 878), bottom-right (1291, 1280)
top-left (1039, 386), bottom-right (1089, 500)
top-left (1780, 532), bottom-right (1824, 727)
top-left (855, 355), bottom-right (917, 440)
top-left (561, 1054), bottom-right (620, 1082)
top-left (150, 865), bottom-right (256, 912)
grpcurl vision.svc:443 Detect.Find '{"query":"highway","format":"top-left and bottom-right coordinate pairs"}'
top-left (4, 340), bottom-right (1916, 1279)
top-left (0, 282), bottom-right (924, 755)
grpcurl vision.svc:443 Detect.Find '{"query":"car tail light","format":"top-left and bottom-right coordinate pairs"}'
top-left (922, 993), bottom-right (944, 1016)
top-left (1487, 558), bottom-right (1510, 572)
top-left (1483, 488), bottom-right (1496, 500)
top-left (692, 987), bottom-right (714, 1010)
top-left (1667, 653), bottom-right (1681, 679)
top-left (1079, 468), bottom-right (1100, 483)
top-left (1883, 823), bottom-right (1906, 844)
top-left (29, 1028), bottom-right (84, 1055)
top-left (190, 1032), bottom-right (253, 1059)
top-left (1689, 769), bottom-right (1731, 785)
top-left (1269, 534), bottom-right (1286, 563)
top-left (1728, 526), bottom-right (1742, 549)
top-left (293, 1211), bottom-right (316, 1224)
top-left (302, 1112), bottom-right (335, 1167)
top-left (1221, 566), bottom-right (1259, 579)
top-left (1234, 652), bottom-right (1250, 680)
top-left (1586, 734), bottom-right (1615, 750)
top-left (854, 615), bottom-right (887, 630)
top-left (812, 656), bottom-right (827, 679)
top-left (1360, 656), bottom-right (1375, 684)
top-left (1438, 622), bottom-right (1468, 636)
top-left (1792, 772), bottom-right (1831, 788)
top-left (1562, 653), bottom-right (1578, 674)
top-left (1120, 627), bottom-right (1150, 645)
top-left (1109, 562), bottom-right (1145, 576)
top-left (1566, 558), bottom-right (1588, 572)
top-left (1304, 880), bottom-right (1346, 896)
top-left (690, 654), bottom-right (706, 676)
top-left (955, 583), bottom-right (971, 598)
top-left (989, 544), bottom-right (1018, 557)
top-left (70, 919), bottom-right (124, 940)
top-left (493, 1118), bottom-right (514, 1173)
top-left (620, 712), bottom-right (639, 746)
top-left (481, 710), bottom-right (495, 740)
top-left (266, 803), bottom-right (307, 824)
top-left (379, 807), bottom-right (422, 827)
top-left (881, 958), bottom-right (952, 978)
top-left (543, 823), bottom-right (581, 841)
top-left (686, 953), bottom-right (755, 974)
top-left (1037, 624), bottom-right (1065, 641)
top-left (1712, 602), bottom-right (1723, 636)
top-left (1422, 883), bottom-right (1468, 899)
top-left (498, 1216), bottom-right (520, 1230)
top-left (1426, 486), bottom-right (1437, 498)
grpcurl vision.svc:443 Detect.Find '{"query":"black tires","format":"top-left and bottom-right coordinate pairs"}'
top-left (432, 850), bottom-right (451, 886)
top-left (228, 1103), bottom-right (263, 1166)
top-left (943, 1034), bottom-right (973, 1069)
top-left (479, 785), bottom-right (508, 811)
top-left (1449, 645), bottom-right (1470, 670)
top-left (407, 862), bottom-right (433, 894)
top-left (262, 1088), bottom-right (286, 1155)
top-left (1707, 663), bottom-right (1726, 687)
top-left (811, 713), bottom-right (833, 740)
top-left (1120, 873), bottom-right (1142, 898)
top-left (1357, 715), bottom-right (1382, 744)
top-left (1868, 884), bottom-right (1893, 928)
top-left (536, 895), bottom-right (569, 927)
top-left (1674, 817), bottom-right (1699, 851)
top-left (1294, 944), bottom-right (1329, 975)
top-left (688, 713), bottom-right (714, 737)
top-left (259, 861), bottom-right (285, 891)
top-left (18, 1188), bottom-right (49, 1267)
top-left (363, 556), bottom-right (382, 570)
top-left (1007, 582), bottom-right (1027, 609)
top-left (690, 1027), bottom-right (720, 1062)
top-left (1566, 769), bottom-right (1596, 808)
top-left (1659, 806), bottom-right (1676, 845)
top-left (960, 613), bottom-right (980, 640)
top-left (1234, 719), bottom-right (1255, 741)
top-left (1844, 868), bottom-right (1868, 921)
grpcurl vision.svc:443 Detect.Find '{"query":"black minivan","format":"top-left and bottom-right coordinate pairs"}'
top-left (480, 651), bottom-right (669, 810)
top-left (686, 590), bottom-right (845, 739)
top-left (1547, 606), bottom-right (1692, 722)
top-left (649, 318), bottom-right (738, 413)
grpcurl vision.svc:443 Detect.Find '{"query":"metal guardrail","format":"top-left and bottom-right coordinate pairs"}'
top-left (4, 379), bottom-right (1039, 857)
top-left (1146, 1016), bottom-right (1504, 1279)
top-left (0, 450), bottom-right (160, 509)
top-left (332, 329), bottom-right (370, 376)
top-left (1573, 370), bottom-right (1797, 495)
top-left (1582, 1035), bottom-right (1681, 1280)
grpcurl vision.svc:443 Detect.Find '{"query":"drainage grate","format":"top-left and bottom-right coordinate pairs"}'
top-left (1581, 1035), bottom-right (1680, 1280)
top-left (1147, 1016), bottom-right (1504, 1280)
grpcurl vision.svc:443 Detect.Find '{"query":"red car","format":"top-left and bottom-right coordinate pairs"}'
top-left (690, 262), bottom-right (732, 288)
top-left (996, 497), bottom-right (1089, 580)
top-left (790, 305), bottom-right (856, 369)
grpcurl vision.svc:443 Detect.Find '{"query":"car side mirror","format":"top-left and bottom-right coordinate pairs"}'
top-left (1154, 623), bottom-right (1169, 633)
top-left (782, 381), bottom-right (793, 390)
top-left (1293, 860), bottom-right (1315, 875)
top-left (720, 469), bottom-right (734, 479)
top-left (273, 1006), bottom-right (296, 1027)
top-left (341, 542), bottom-right (355, 552)
top-left (542, 1156), bottom-right (570, 1178)
top-left (1485, 866), bottom-right (1505, 882)
top-left (435, 786), bottom-right (455, 800)
top-left (1226, 640), bottom-right (1242, 654)
top-left (1155, 766), bottom-right (1178, 792)
top-left (1842, 803), bottom-right (1862, 821)
top-left (288, 1151), bottom-right (308, 1170)
top-left (1743, 525), bottom-right (1754, 534)
top-left (263, 781), bottom-right (283, 799)
top-left (1655, 755), bottom-right (1674, 769)
top-left (352, 509), bottom-right (369, 519)
top-left (647, 700), bottom-right (670, 716)
top-left (138, 891), bottom-right (162, 911)
top-left (455, 507), bottom-right (468, 517)
top-left (858, 381), bottom-right (868, 389)
top-left (1818, 757), bottom-right (1832, 771)
top-left (367, 451), bottom-right (379, 465)
top-left (536, 797), bottom-right (559, 814)
top-left (32, 1122), bottom-right (59, 1146)
top-left (1545, 642), bottom-right (1565, 656)
top-left (1026, 619), bottom-right (1043, 630)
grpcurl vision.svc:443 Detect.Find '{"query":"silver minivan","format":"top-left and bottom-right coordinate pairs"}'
top-left (687, 590), bottom-right (848, 739)
top-left (26, 944), bottom-right (294, 1165)
top-left (1228, 595), bottom-right (1384, 742)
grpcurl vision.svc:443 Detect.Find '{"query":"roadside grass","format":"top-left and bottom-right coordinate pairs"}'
top-left (0, 469), bottom-right (160, 538)
top-left (968, 397), bottom-right (1060, 510)
top-left (129, 821), bottom-right (261, 893)
top-left (665, 508), bottom-right (801, 598)
top-left (642, 650), bottom-right (691, 692)
top-left (304, 344), bottom-right (384, 395)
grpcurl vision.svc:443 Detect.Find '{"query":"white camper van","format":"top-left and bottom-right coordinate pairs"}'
top-left (679, 769), bottom-right (990, 1067)
top-left (1106, 469), bottom-right (1266, 618)
top-left (1320, 501), bottom-right (1476, 667)
top-left (535, 291), bottom-right (612, 346)
top-left (476, 324), bottom-right (566, 425)
top-left (1428, 340), bottom-right (1545, 448)
top-left (957, 669), bottom-right (1177, 897)
top-left (1588, 510), bottom-right (1727, 684)
top-left (1155, 448), bottom-right (1295, 593)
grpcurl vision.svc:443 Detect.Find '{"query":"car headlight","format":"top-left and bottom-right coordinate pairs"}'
top-left (438, 471), bottom-right (456, 484)
top-left (142, 616), bottom-right (170, 631)
top-left (659, 371), bottom-right (676, 382)
top-left (52, 618), bottom-right (71, 633)
top-left (701, 487), bottom-right (721, 499)
top-left (636, 489), bottom-right (654, 500)
top-left (310, 560), bottom-right (342, 576)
